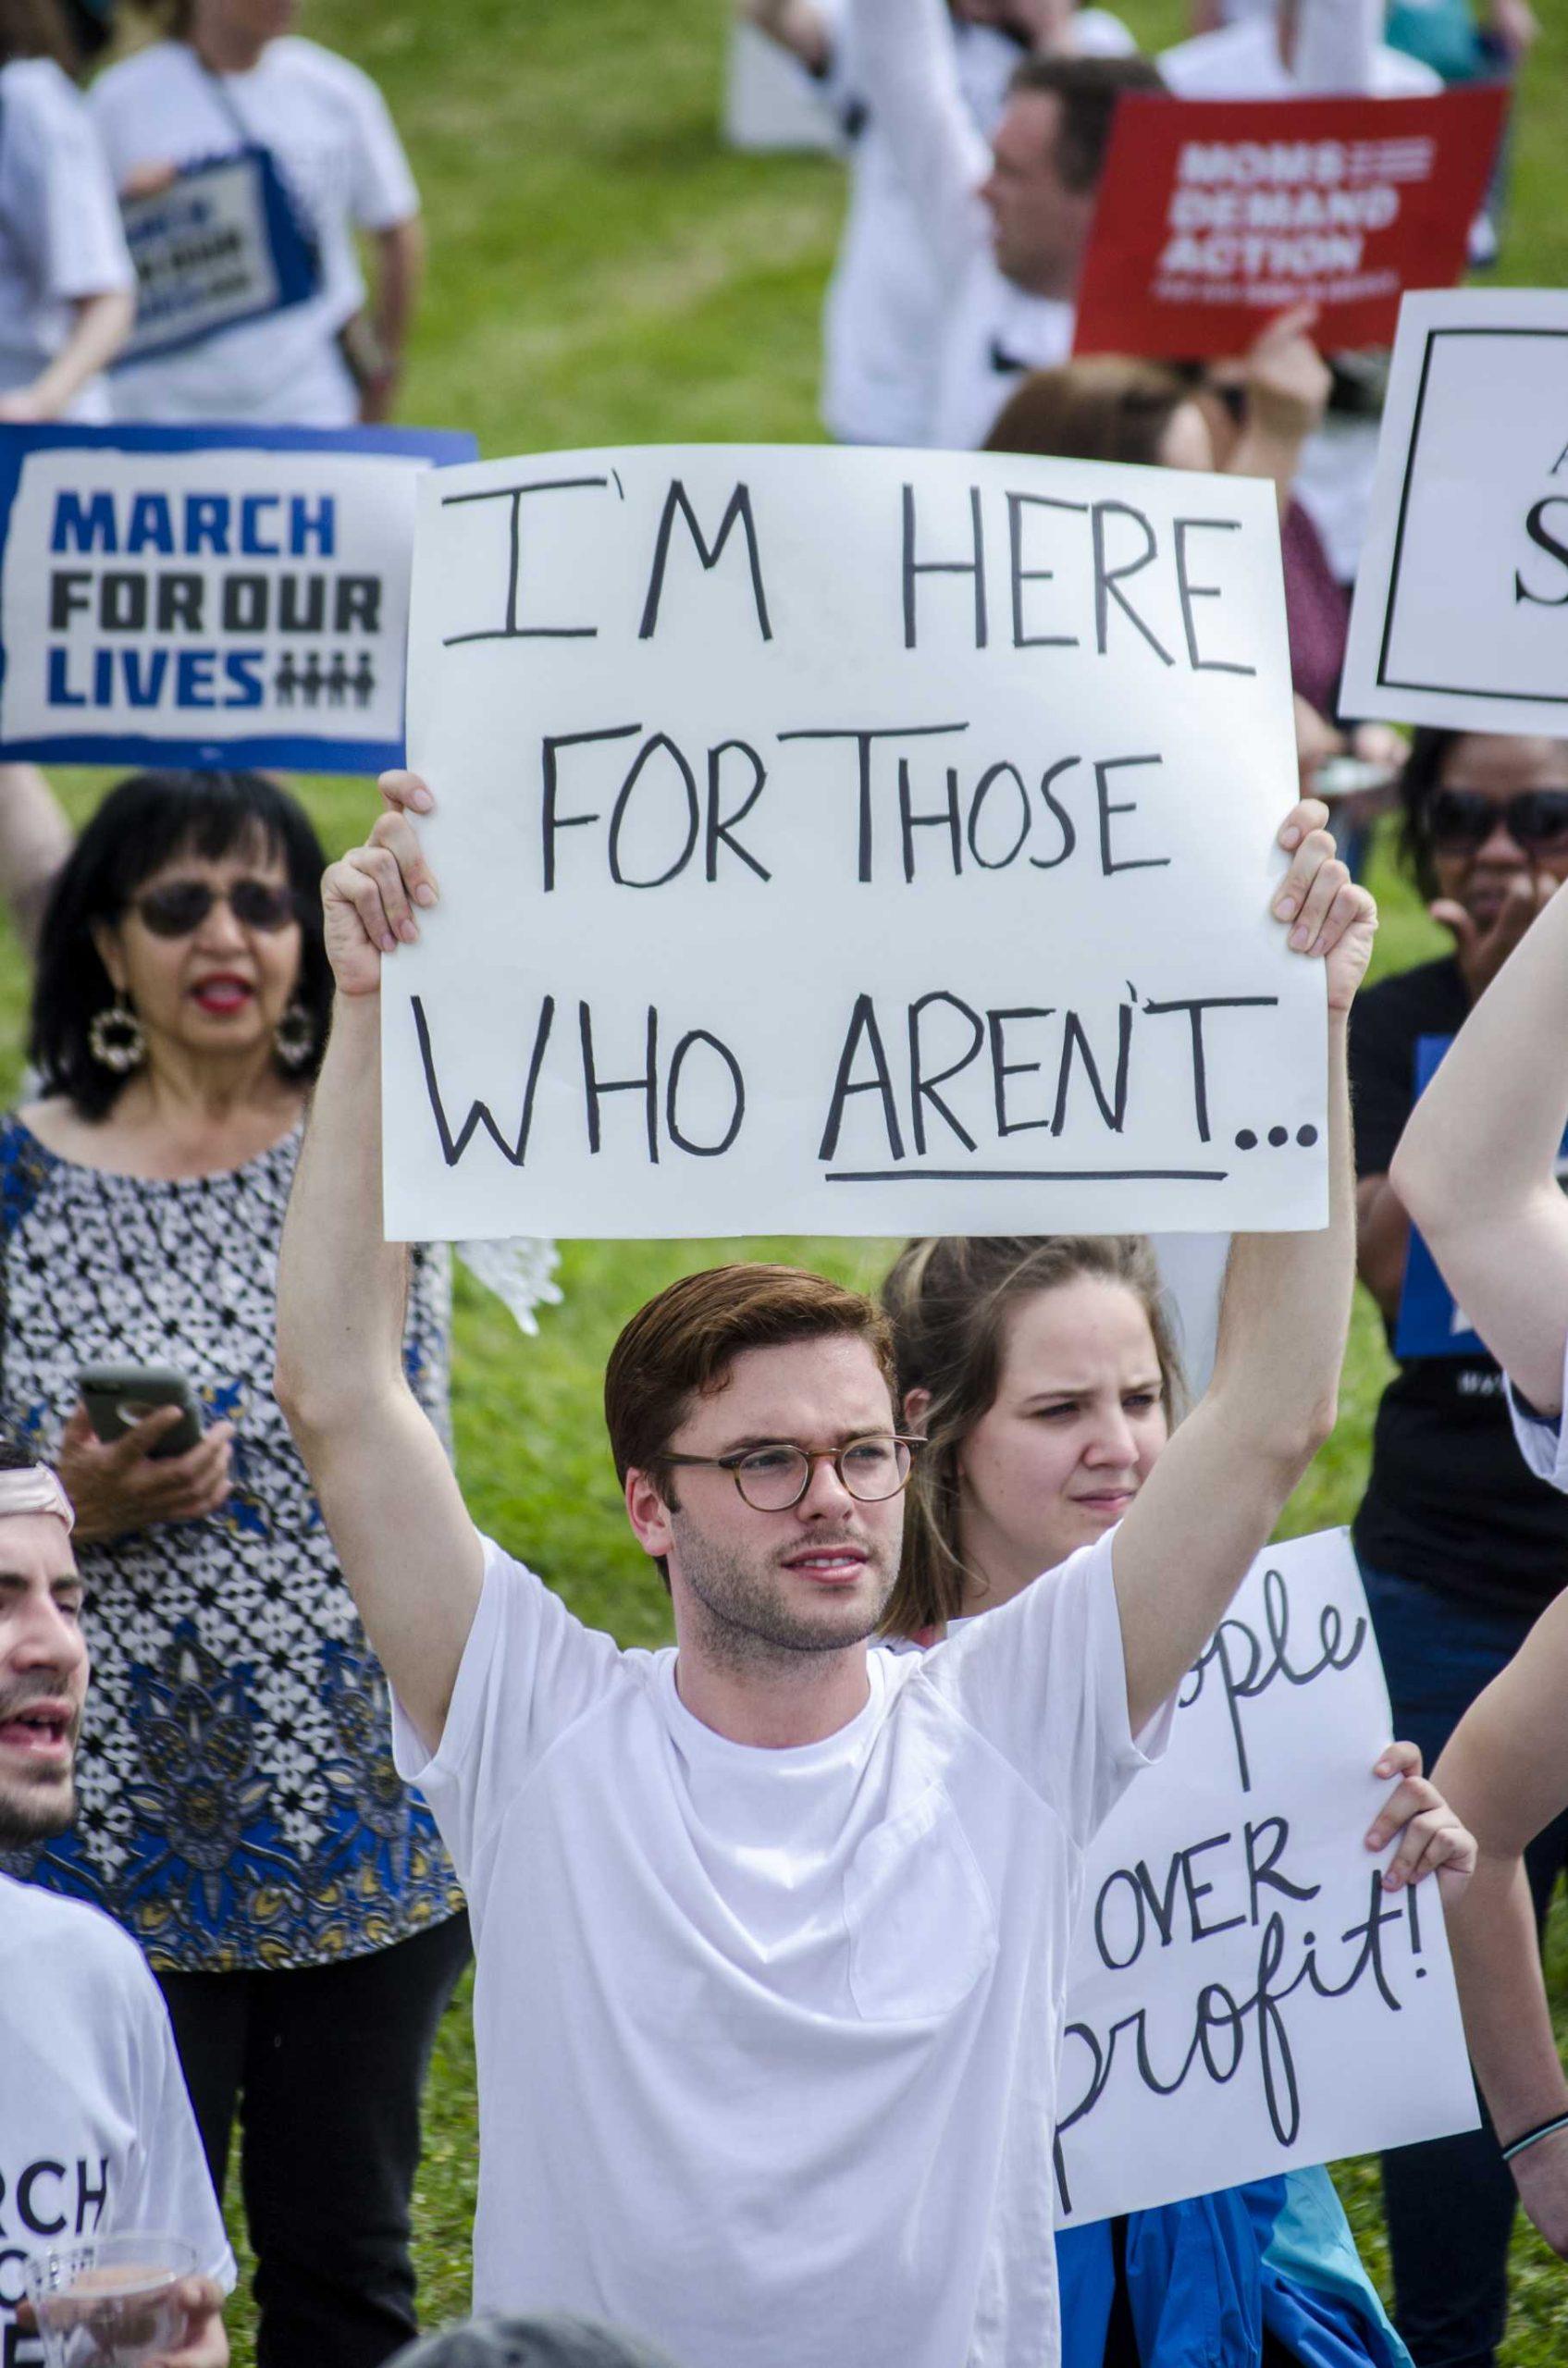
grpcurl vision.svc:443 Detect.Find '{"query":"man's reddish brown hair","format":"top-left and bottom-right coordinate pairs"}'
top-left (603, 1263), bottom-right (897, 1485)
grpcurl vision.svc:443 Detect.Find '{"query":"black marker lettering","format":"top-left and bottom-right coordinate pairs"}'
top-left (902, 482), bottom-right (987, 649)
top-left (639, 480), bottom-right (773, 641)
top-left (412, 993), bottom-right (555, 1168)
top-left (441, 475), bottom-right (610, 644)
top-left (1174, 518), bottom-right (1256, 675)
top-left (1092, 500), bottom-right (1175, 666)
top-left (1007, 490), bottom-right (1086, 648)
top-left (819, 994), bottom-right (905, 1161)
top-left (908, 991), bottom-right (984, 1153)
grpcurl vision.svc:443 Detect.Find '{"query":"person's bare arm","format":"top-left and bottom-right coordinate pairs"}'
top-left (743, 0), bottom-right (834, 73)
top-left (1224, 306), bottom-right (1329, 518)
top-left (275, 783), bottom-right (482, 1755)
top-left (0, 763), bottom-right (71, 955)
top-left (0, 289), bottom-right (135, 423)
top-left (1390, 876), bottom-right (1568, 1412)
top-left (1436, 1593), bottom-right (1568, 2252)
top-left (1114, 808), bottom-right (1374, 1733)
top-left (357, 216), bottom-right (425, 424)
top-left (847, 0), bottom-right (992, 277)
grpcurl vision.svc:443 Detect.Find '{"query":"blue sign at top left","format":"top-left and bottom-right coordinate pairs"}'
top-left (0, 422), bottom-right (476, 775)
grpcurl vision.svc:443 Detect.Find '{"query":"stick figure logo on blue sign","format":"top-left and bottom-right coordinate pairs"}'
top-left (0, 423), bottom-right (475, 775)
top-left (1396, 1033), bottom-right (1568, 1358)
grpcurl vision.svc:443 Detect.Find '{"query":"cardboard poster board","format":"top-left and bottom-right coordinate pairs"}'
top-left (0, 424), bottom-right (475, 774)
top-left (385, 442), bottom-right (1325, 1243)
top-left (1056, 1530), bottom-right (1478, 2225)
top-left (1073, 87), bottom-right (1506, 362)
top-left (1343, 289), bottom-right (1568, 734)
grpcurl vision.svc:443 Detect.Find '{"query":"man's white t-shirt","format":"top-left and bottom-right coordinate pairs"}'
top-left (88, 37), bottom-right (418, 427)
top-left (1158, 18), bottom-right (1440, 583)
top-left (0, 59), bottom-right (133, 423)
top-left (0, 1876), bottom-right (234, 2366)
top-left (393, 1525), bottom-right (1169, 2368)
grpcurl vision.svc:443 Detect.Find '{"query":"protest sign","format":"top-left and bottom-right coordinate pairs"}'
top-left (1073, 87), bottom-right (1506, 362)
top-left (0, 423), bottom-right (476, 774)
top-left (385, 442), bottom-right (1323, 1242)
top-left (117, 152), bottom-right (322, 365)
top-left (1055, 1529), bottom-right (1477, 2226)
top-left (1343, 289), bottom-right (1568, 734)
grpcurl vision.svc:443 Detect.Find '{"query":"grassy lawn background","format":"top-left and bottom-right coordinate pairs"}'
top-left (16, 0), bottom-right (1568, 2355)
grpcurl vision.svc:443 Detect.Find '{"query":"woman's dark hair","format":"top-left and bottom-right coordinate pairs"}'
top-left (0, 0), bottom-right (83, 70)
top-left (30, 770), bottom-right (331, 1120)
top-left (986, 355), bottom-right (1194, 466)
top-left (1396, 728), bottom-right (1463, 902)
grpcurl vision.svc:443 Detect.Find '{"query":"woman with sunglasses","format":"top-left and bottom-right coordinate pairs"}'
top-left (1347, 727), bottom-right (1568, 2368)
top-left (878, 1232), bottom-right (1448, 2368)
top-left (0, 771), bottom-right (469, 2367)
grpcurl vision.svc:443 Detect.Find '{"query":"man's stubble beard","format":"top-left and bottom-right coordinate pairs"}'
top-left (0, 1779), bottom-right (73, 1852)
top-left (672, 1518), bottom-right (897, 1677)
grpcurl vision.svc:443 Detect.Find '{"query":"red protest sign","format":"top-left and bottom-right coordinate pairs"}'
top-left (1072, 85), bottom-right (1507, 361)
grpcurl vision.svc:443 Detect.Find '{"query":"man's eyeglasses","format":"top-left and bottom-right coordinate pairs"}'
top-left (662, 1435), bottom-right (920, 1512)
top-left (1427, 789), bottom-right (1568, 857)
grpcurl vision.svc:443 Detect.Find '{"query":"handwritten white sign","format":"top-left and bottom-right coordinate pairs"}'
top-left (385, 444), bottom-right (1322, 1241)
top-left (1344, 289), bottom-right (1568, 735)
top-left (1056, 1530), bottom-right (1478, 2226)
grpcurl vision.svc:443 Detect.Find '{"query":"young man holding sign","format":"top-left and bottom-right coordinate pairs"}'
top-left (278, 776), bottom-right (1374, 2366)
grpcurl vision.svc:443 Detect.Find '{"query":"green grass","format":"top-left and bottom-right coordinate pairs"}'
top-left (26, 0), bottom-right (1568, 2356)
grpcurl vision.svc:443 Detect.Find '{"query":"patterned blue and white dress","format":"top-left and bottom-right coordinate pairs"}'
top-left (0, 1112), bottom-right (464, 1972)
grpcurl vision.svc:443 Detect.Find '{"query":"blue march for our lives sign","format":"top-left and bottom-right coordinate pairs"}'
top-left (117, 150), bottom-right (323, 365)
top-left (1396, 1033), bottom-right (1568, 1358)
top-left (0, 423), bottom-right (476, 775)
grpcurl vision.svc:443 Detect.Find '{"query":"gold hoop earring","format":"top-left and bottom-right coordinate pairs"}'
top-left (87, 992), bottom-right (144, 1074)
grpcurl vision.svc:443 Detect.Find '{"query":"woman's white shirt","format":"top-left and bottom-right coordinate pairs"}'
top-left (0, 57), bottom-right (133, 421)
top-left (88, 36), bottom-right (418, 427)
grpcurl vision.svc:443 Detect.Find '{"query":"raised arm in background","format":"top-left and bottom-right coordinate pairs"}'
top-left (274, 776), bottom-right (482, 1757)
top-left (846, 0), bottom-right (991, 281)
top-left (1389, 876), bottom-right (1568, 1412)
top-left (1435, 1595), bottom-right (1568, 2254)
top-left (0, 765), bottom-right (72, 956)
top-left (1113, 802), bottom-right (1374, 1732)
top-left (360, 216), bottom-right (426, 424)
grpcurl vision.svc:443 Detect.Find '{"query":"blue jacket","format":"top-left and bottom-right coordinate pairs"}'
top-left (1056, 2171), bottom-right (1411, 2368)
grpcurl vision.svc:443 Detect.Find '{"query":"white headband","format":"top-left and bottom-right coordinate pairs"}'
top-left (0, 1465), bottom-right (75, 1531)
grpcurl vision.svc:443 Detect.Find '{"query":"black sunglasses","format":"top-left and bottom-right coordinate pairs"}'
top-left (129, 877), bottom-right (300, 939)
top-left (1427, 788), bottom-right (1568, 856)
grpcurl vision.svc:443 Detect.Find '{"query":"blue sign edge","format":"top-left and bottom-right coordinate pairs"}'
top-left (0, 422), bottom-right (477, 775)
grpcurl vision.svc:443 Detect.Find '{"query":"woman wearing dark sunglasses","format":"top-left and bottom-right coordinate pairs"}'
top-left (1346, 726), bottom-right (1568, 2368)
top-left (0, 771), bottom-right (470, 2368)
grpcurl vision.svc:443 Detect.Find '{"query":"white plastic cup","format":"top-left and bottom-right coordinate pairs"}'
top-left (24, 2233), bottom-right (197, 2368)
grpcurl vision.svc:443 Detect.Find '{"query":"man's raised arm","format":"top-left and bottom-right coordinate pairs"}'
top-left (1390, 877), bottom-right (1568, 1415)
top-left (276, 777), bottom-right (483, 1756)
top-left (1113, 807), bottom-right (1372, 1733)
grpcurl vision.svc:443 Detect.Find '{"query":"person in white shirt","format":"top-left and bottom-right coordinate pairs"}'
top-left (1384, 876), bottom-right (1568, 2277)
top-left (842, 0), bottom-right (1160, 450)
top-left (1159, 0), bottom-right (1441, 586)
top-left (746, 0), bottom-right (1135, 447)
top-left (274, 767), bottom-right (1374, 2368)
top-left (88, 0), bottom-right (423, 427)
top-left (0, 6), bottom-right (133, 423)
top-left (0, 1442), bottom-right (232, 2368)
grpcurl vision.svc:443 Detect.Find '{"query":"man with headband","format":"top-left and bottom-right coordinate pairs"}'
top-left (0, 1440), bottom-right (233, 2368)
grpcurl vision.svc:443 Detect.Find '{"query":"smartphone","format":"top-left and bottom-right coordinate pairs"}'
top-left (78, 1363), bottom-right (204, 1461)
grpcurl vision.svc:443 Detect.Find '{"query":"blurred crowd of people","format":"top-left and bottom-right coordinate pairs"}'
top-left (0, 5), bottom-right (1565, 2368)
